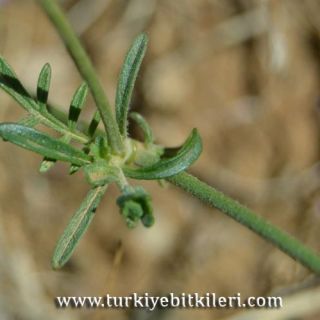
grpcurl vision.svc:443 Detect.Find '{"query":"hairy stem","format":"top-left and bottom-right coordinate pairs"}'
top-left (37, 0), bottom-right (124, 154)
top-left (35, 0), bottom-right (320, 274)
top-left (167, 172), bottom-right (320, 274)
top-left (38, 102), bottom-right (320, 273)
top-left (34, 101), bottom-right (320, 273)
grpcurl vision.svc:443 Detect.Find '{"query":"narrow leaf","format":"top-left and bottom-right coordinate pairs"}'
top-left (68, 83), bottom-right (88, 130)
top-left (84, 162), bottom-right (119, 187)
top-left (39, 158), bottom-right (56, 173)
top-left (37, 63), bottom-right (51, 110)
top-left (0, 57), bottom-right (39, 112)
top-left (89, 135), bottom-right (110, 160)
top-left (123, 129), bottom-right (202, 179)
top-left (0, 58), bottom-right (84, 139)
top-left (130, 112), bottom-right (153, 144)
top-left (51, 185), bottom-right (108, 269)
top-left (115, 33), bottom-right (148, 136)
top-left (69, 164), bottom-right (80, 175)
top-left (39, 135), bottom-right (71, 173)
top-left (19, 115), bottom-right (41, 128)
top-left (88, 110), bottom-right (100, 137)
top-left (0, 123), bottom-right (91, 166)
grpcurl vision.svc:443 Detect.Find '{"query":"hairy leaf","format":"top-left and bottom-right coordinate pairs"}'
top-left (123, 129), bottom-right (202, 179)
top-left (0, 57), bottom-right (39, 112)
top-left (51, 185), bottom-right (108, 269)
top-left (19, 115), bottom-right (41, 128)
top-left (0, 123), bottom-right (91, 165)
top-left (115, 33), bottom-right (148, 136)
top-left (39, 135), bottom-right (71, 173)
top-left (87, 110), bottom-right (101, 137)
top-left (130, 112), bottom-right (153, 144)
top-left (89, 135), bottom-right (109, 160)
top-left (84, 162), bottom-right (119, 187)
top-left (37, 63), bottom-right (51, 110)
top-left (68, 83), bottom-right (88, 130)
top-left (0, 58), bottom-right (75, 137)
top-left (132, 143), bottom-right (163, 167)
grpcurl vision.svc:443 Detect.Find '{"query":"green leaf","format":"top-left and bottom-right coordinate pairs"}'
top-left (19, 115), bottom-right (41, 128)
top-left (37, 63), bottom-right (51, 110)
top-left (84, 162), bottom-right (119, 187)
top-left (68, 83), bottom-right (88, 130)
top-left (130, 112), bottom-right (153, 144)
top-left (69, 164), bottom-right (80, 175)
top-left (51, 185), bottom-right (108, 269)
top-left (39, 158), bottom-right (56, 173)
top-left (0, 57), bottom-right (39, 112)
top-left (31, 82), bottom-right (89, 150)
top-left (115, 33), bottom-right (148, 136)
top-left (0, 123), bottom-right (91, 166)
top-left (89, 135), bottom-right (110, 160)
top-left (132, 143), bottom-right (163, 167)
top-left (87, 110), bottom-right (101, 137)
top-left (0, 58), bottom-right (75, 138)
top-left (123, 129), bottom-right (202, 179)
top-left (39, 135), bottom-right (72, 173)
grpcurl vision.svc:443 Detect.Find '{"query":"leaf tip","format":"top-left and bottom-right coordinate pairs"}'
top-left (42, 62), bottom-right (52, 72)
top-left (137, 32), bottom-right (148, 43)
top-left (51, 255), bottom-right (63, 270)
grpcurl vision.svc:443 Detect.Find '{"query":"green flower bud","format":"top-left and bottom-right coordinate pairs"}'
top-left (116, 186), bottom-right (154, 228)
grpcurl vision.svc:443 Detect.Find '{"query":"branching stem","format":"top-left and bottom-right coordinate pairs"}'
top-left (36, 0), bottom-right (320, 274)
top-left (37, 0), bottom-right (124, 154)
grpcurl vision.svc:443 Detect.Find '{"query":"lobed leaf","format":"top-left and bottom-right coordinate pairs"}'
top-left (123, 129), bottom-right (202, 179)
top-left (37, 63), bottom-right (51, 110)
top-left (68, 83), bottom-right (88, 130)
top-left (51, 185), bottom-right (108, 269)
top-left (129, 112), bottom-right (153, 144)
top-left (115, 33), bottom-right (148, 137)
top-left (0, 123), bottom-right (91, 166)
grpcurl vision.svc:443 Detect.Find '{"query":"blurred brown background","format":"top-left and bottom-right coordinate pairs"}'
top-left (1, 0), bottom-right (320, 319)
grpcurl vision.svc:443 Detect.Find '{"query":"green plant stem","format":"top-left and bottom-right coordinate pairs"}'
top-left (167, 172), bottom-right (320, 274)
top-left (34, 102), bottom-right (320, 273)
top-left (37, 0), bottom-right (124, 154)
top-left (29, 100), bottom-right (320, 273)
